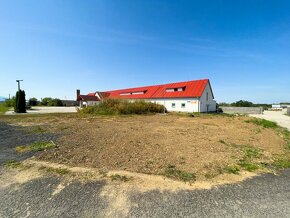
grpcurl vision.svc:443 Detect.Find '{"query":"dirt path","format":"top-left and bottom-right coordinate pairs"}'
top-left (251, 110), bottom-right (290, 131)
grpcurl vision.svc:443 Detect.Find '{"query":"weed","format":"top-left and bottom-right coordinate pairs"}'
top-left (110, 174), bottom-right (131, 182)
top-left (224, 165), bottom-right (240, 174)
top-left (271, 158), bottom-right (290, 169)
top-left (238, 161), bottom-right (259, 172)
top-left (29, 141), bottom-right (55, 151)
top-left (99, 170), bottom-right (108, 178)
top-left (45, 167), bottom-right (70, 175)
top-left (15, 145), bottom-right (31, 153)
top-left (246, 118), bottom-right (278, 128)
top-left (219, 140), bottom-right (226, 144)
top-left (4, 160), bottom-right (23, 168)
top-left (163, 165), bottom-right (196, 182)
top-left (244, 147), bottom-right (261, 159)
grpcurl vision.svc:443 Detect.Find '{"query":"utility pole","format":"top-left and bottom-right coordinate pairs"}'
top-left (16, 80), bottom-right (23, 91)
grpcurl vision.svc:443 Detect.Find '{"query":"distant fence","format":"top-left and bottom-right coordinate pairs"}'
top-left (220, 106), bottom-right (263, 114)
top-left (287, 107), bottom-right (290, 115)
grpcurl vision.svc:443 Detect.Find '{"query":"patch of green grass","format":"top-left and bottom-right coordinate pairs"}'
top-left (271, 158), bottom-right (290, 169)
top-left (29, 141), bottom-right (55, 151)
top-left (246, 118), bottom-right (278, 128)
top-left (238, 161), bottom-right (259, 172)
top-left (224, 165), bottom-right (240, 174)
top-left (4, 160), bottom-right (23, 168)
top-left (110, 174), bottom-right (131, 182)
top-left (45, 167), bottom-right (70, 175)
top-left (16, 141), bottom-right (56, 153)
top-left (163, 165), bottom-right (196, 182)
top-left (244, 147), bottom-right (261, 159)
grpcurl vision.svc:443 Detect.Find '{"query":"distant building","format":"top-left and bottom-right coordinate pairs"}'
top-left (76, 79), bottom-right (216, 113)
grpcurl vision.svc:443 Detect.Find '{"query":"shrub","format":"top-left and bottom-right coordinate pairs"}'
top-left (14, 90), bottom-right (26, 113)
top-left (79, 99), bottom-right (166, 115)
top-left (29, 97), bottom-right (39, 106)
top-left (41, 97), bottom-right (63, 106)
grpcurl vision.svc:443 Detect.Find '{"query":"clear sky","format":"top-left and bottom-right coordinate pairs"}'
top-left (0, 0), bottom-right (289, 103)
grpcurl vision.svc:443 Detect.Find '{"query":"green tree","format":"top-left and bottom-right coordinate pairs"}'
top-left (14, 90), bottom-right (26, 113)
top-left (231, 100), bottom-right (254, 107)
top-left (4, 97), bottom-right (16, 107)
top-left (29, 97), bottom-right (38, 106)
top-left (48, 98), bottom-right (63, 106)
top-left (41, 97), bottom-right (53, 106)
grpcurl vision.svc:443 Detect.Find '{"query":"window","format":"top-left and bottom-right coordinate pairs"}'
top-left (181, 103), bottom-right (186, 108)
top-left (120, 93), bottom-right (131, 96)
top-left (206, 92), bottom-right (209, 101)
top-left (166, 86), bottom-right (186, 92)
top-left (172, 103), bottom-right (176, 108)
top-left (120, 90), bottom-right (147, 96)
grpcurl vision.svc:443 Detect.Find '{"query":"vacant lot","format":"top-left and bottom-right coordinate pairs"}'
top-left (1, 113), bottom-right (289, 181)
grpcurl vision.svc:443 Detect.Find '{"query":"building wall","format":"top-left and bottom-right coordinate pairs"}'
top-left (149, 98), bottom-right (200, 113)
top-left (220, 106), bottom-right (263, 114)
top-left (199, 83), bottom-right (216, 112)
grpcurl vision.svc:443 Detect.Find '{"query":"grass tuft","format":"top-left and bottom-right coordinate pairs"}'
top-left (44, 167), bottom-right (70, 175)
top-left (224, 165), bottom-right (240, 174)
top-left (271, 158), bottom-right (290, 169)
top-left (246, 118), bottom-right (278, 128)
top-left (163, 165), bottom-right (196, 182)
top-left (4, 160), bottom-right (23, 168)
top-left (29, 141), bottom-right (55, 151)
top-left (238, 161), bottom-right (259, 172)
top-left (110, 174), bottom-right (131, 182)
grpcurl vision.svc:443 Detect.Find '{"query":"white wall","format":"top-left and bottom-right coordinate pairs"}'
top-left (199, 83), bottom-right (216, 112)
top-left (146, 98), bottom-right (200, 113)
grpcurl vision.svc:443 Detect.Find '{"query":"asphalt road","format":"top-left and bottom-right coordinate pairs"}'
top-left (1, 121), bottom-right (290, 217)
top-left (0, 166), bottom-right (290, 218)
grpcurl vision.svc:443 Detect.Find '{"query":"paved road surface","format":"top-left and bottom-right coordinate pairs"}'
top-left (5, 106), bottom-right (77, 115)
top-left (251, 110), bottom-right (290, 131)
top-left (0, 166), bottom-right (290, 218)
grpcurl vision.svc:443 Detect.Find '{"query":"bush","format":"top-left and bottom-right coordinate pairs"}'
top-left (4, 97), bottom-right (15, 107)
top-left (14, 90), bottom-right (26, 113)
top-left (79, 99), bottom-right (166, 115)
top-left (246, 118), bottom-right (278, 128)
top-left (41, 97), bottom-right (63, 106)
top-left (29, 97), bottom-right (39, 106)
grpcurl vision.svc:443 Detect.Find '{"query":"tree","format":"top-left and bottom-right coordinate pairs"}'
top-left (41, 97), bottom-right (53, 106)
top-left (231, 100), bottom-right (253, 107)
top-left (48, 98), bottom-right (63, 106)
top-left (14, 90), bottom-right (26, 113)
top-left (29, 97), bottom-right (38, 106)
top-left (4, 97), bottom-right (16, 107)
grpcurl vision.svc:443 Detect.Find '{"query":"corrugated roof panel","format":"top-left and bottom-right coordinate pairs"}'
top-left (91, 79), bottom-right (210, 99)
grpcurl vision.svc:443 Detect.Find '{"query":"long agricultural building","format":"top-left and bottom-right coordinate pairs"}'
top-left (77, 79), bottom-right (216, 113)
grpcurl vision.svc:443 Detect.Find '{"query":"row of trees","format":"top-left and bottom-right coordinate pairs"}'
top-left (3, 96), bottom-right (63, 108)
top-left (219, 100), bottom-right (271, 110)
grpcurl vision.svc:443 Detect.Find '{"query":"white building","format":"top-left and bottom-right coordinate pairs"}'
top-left (77, 79), bottom-right (216, 113)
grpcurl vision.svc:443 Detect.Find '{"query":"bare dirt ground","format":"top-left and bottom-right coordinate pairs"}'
top-left (1, 113), bottom-right (288, 181)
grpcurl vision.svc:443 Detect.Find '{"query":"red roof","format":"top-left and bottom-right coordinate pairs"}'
top-left (78, 95), bottom-right (100, 101)
top-left (100, 79), bottom-right (212, 99)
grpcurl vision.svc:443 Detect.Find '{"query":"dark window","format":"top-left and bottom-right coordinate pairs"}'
top-left (172, 103), bottom-right (176, 108)
top-left (181, 103), bottom-right (186, 108)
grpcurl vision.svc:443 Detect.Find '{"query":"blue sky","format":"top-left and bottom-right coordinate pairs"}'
top-left (0, 0), bottom-right (289, 103)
